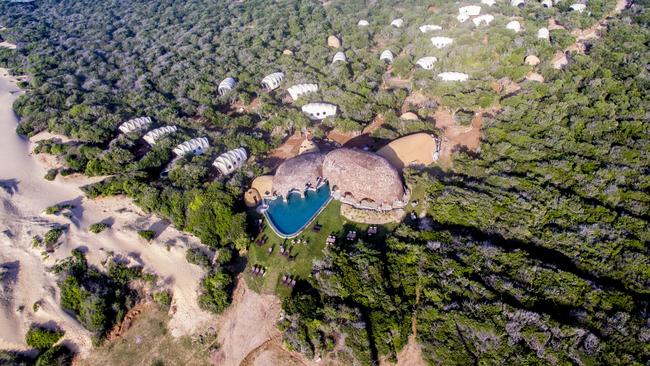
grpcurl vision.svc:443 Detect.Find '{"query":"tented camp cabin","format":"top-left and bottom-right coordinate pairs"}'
top-left (431, 36), bottom-right (453, 49)
top-left (218, 77), bottom-right (236, 96)
top-left (213, 147), bottom-right (247, 175)
top-left (390, 18), bottom-right (403, 28)
top-left (377, 133), bottom-right (438, 171)
top-left (261, 72), bottom-right (284, 91)
top-left (301, 103), bottom-right (337, 120)
top-left (438, 72), bottom-right (469, 82)
top-left (380, 50), bottom-right (394, 63)
top-left (541, 0), bottom-right (553, 7)
top-left (459, 5), bottom-right (481, 16)
top-left (506, 20), bottom-right (521, 32)
top-left (419, 24), bottom-right (442, 33)
top-left (358, 20), bottom-right (369, 26)
top-left (537, 27), bottom-right (550, 40)
top-left (570, 4), bottom-right (587, 12)
top-left (173, 137), bottom-right (209, 156)
top-left (118, 117), bottom-right (151, 134)
top-left (332, 51), bottom-right (347, 63)
top-left (143, 125), bottom-right (178, 146)
top-left (416, 56), bottom-right (438, 70)
top-left (481, 0), bottom-right (496, 6)
top-left (287, 83), bottom-right (318, 101)
top-left (473, 14), bottom-right (494, 26)
top-left (511, 0), bottom-right (525, 8)
top-left (457, 13), bottom-right (470, 23)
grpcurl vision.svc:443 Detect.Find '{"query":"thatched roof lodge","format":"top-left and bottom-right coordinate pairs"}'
top-left (143, 125), bottom-right (177, 146)
top-left (323, 149), bottom-right (407, 211)
top-left (272, 152), bottom-right (325, 198)
top-left (119, 116), bottom-right (151, 134)
top-left (377, 133), bottom-right (437, 171)
top-left (268, 148), bottom-right (408, 211)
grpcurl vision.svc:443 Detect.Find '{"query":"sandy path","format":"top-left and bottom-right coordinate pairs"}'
top-left (0, 72), bottom-right (214, 356)
top-left (434, 108), bottom-right (483, 168)
top-left (210, 278), bottom-right (316, 366)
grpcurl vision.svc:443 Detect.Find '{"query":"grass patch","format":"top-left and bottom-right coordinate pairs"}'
top-left (88, 222), bottom-right (109, 234)
top-left (245, 200), bottom-right (398, 298)
top-left (137, 230), bottom-right (155, 241)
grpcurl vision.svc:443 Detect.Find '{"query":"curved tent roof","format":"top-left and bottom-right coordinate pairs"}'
top-left (301, 102), bottom-right (337, 120)
top-left (473, 14), bottom-right (494, 26)
top-left (390, 18), bottom-right (404, 28)
top-left (213, 147), bottom-right (247, 175)
top-left (419, 24), bottom-right (442, 33)
top-left (380, 49), bottom-right (394, 63)
top-left (173, 137), bottom-right (209, 156)
top-left (431, 36), bottom-right (453, 48)
top-left (511, 0), bottom-right (525, 8)
top-left (416, 56), bottom-right (438, 70)
top-left (570, 3), bottom-right (586, 12)
top-left (287, 83), bottom-right (318, 101)
top-left (358, 20), bottom-right (369, 26)
top-left (119, 116), bottom-right (151, 134)
top-left (332, 51), bottom-right (347, 63)
top-left (537, 27), bottom-right (550, 39)
top-left (438, 72), bottom-right (469, 82)
top-left (481, 0), bottom-right (496, 6)
top-left (459, 5), bottom-right (481, 16)
top-left (143, 125), bottom-right (178, 146)
top-left (218, 77), bottom-right (236, 96)
top-left (261, 72), bottom-right (284, 91)
top-left (506, 20), bottom-right (521, 32)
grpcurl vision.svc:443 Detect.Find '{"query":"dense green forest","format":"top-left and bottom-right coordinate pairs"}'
top-left (0, 0), bottom-right (648, 365)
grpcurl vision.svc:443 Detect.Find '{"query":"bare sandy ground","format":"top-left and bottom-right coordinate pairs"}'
top-left (210, 278), bottom-right (316, 366)
top-left (0, 71), bottom-right (214, 356)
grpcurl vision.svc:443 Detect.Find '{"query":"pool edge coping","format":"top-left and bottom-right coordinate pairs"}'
top-left (263, 195), bottom-right (333, 239)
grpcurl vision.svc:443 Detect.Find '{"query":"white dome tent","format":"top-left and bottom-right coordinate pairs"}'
top-left (301, 103), bottom-right (338, 120)
top-left (213, 147), bottom-right (247, 176)
top-left (143, 125), bottom-right (178, 146)
top-left (380, 49), bottom-right (394, 63)
top-left (438, 72), bottom-right (469, 82)
top-left (287, 84), bottom-right (318, 101)
top-left (459, 5), bottom-right (482, 16)
top-left (473, 14), bottom-right (494, 26)
top-left (118, 116), bottom-right (151, 134)
top-left (261, 72), bottom-right (284, 91)
top-left (332, 51), bottom-right (347, 63)
top-left (431, 36), bottom-right (453, 49)
top-left (358, 20), bottom-right (369, 26)
top-left (390, 18), bottom-right (404, 28)
top-left (419, 24), bottom-right (442, 33)
top-left (173, 137), bottom-right (209, 156)
top-left (415, 56), bottom-right (438, 70)
top-left (218, 77), bottom-right (236, 96)
top-left (506, 20), bottom-right (521, 32)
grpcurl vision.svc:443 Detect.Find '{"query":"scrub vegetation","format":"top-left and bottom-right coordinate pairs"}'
top-left (0, 0), bottom-right (647, 365)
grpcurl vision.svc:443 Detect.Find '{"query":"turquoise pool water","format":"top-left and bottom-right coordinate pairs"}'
top-left (264, 184), bottom-right (331, 238)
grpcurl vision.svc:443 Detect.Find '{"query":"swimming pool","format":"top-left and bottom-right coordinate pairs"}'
top-left (263, 184), bottom-right (331, 238)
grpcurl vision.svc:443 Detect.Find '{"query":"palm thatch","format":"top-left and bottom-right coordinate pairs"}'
top-left (272, 152), bottom-right (325, 197)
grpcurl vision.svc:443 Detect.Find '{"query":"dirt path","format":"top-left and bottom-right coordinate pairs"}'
top-left (552, 0), bottom-right (628, 69)
top-left (209, 278), bottom-right (316, 366)
top-left (434, 108), bottom-right (483, 168)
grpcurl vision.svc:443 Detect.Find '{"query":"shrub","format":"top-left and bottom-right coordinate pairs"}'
top-left (88, 222), bottom-right (108, 234)
top-left (198, 271), bottom-right (232, 314)
top-left (153, 291), bottom-right (172, 308)
top-left (138, 230), bottom-right (156, 241)
top-left (44, 227), bottom-right (64, 246)
top-left (35, 344), bottom-right (74, 366)
top-left (186, 248), bottom-right (211, 268)
top-left (44, 169), bottom-right (58, 181)
top-left (25, 325), bottom-right (64, 351)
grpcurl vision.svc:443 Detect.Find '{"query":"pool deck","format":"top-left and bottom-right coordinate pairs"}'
top-left (263, 195), bottom-right (333, 239)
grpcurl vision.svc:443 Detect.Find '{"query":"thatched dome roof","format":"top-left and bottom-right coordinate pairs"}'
top-left (322, 148), bottom-right (404, 205)
top-left (272, 153), bottom-right (325, 197)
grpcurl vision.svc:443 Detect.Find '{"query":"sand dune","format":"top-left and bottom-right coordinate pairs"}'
top-left (0, 71), bottom-right (214, 356)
